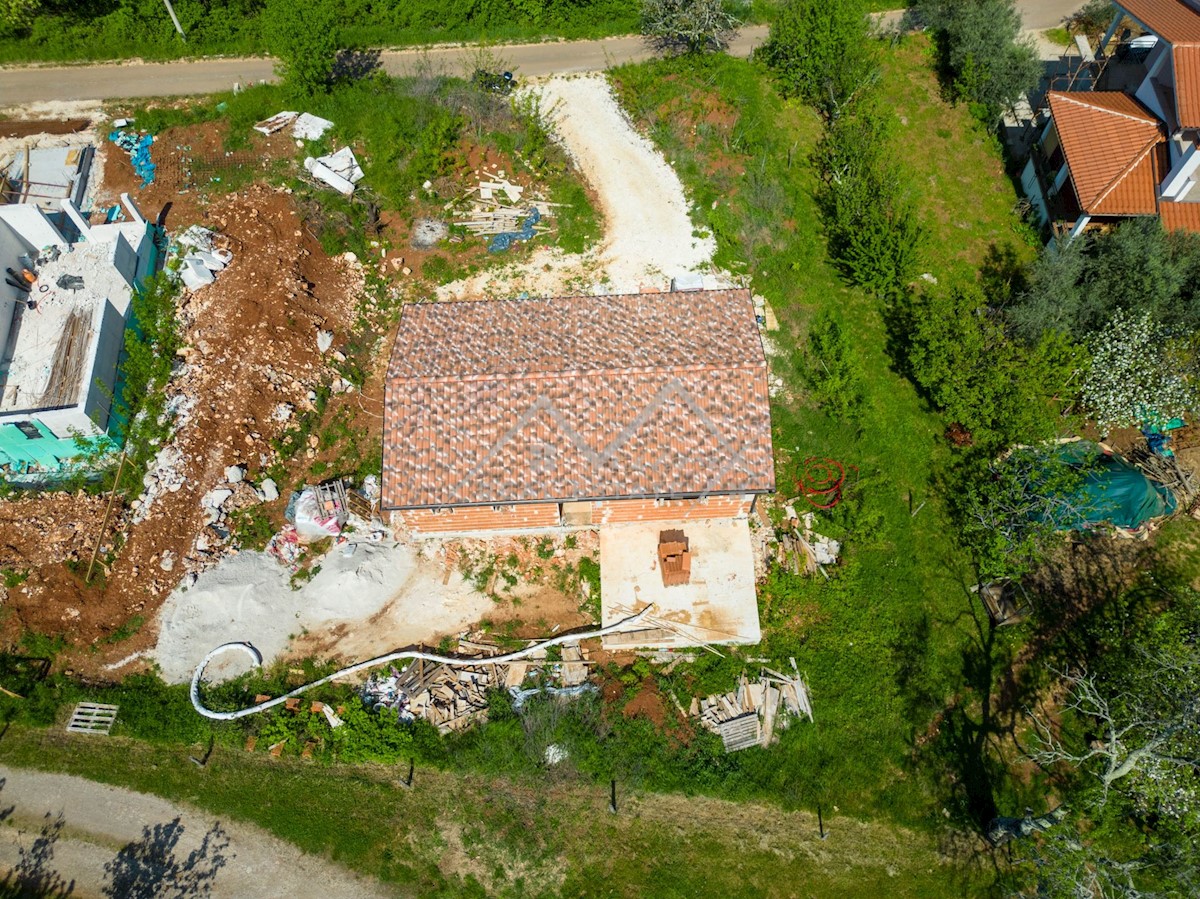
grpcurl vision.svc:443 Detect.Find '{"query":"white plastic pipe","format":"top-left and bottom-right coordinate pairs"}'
top-left (190, 607), bottom-right (653, 720)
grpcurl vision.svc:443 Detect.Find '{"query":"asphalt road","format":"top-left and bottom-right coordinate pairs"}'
top-left (0, 1), bottom-right (1086, 106)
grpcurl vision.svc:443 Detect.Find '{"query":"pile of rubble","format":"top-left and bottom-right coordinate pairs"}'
top-left (253, 111), bottom-right (334, 141)
top-left (447, 165), bottom-right (556, 251)
top-left (172, 225), bottom-right (234, 292)
top-left (360, 639), bottom-right (591, 734)
top-left (776, 508), bottom-right (841, 576)
top-left (691, 661), bottom-right (813, 752)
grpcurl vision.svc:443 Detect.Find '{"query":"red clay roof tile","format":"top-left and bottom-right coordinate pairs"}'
top-left (1048, 91), bottom-right (1165, 215)
top-left (382, 289), bottom-right (775, 509)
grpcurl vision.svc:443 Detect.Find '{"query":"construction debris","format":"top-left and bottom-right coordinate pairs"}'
top-left (693, 661), bottom-right (813, 752)
top-left (170, 225), bottom-right (235, 292)
top-left (303, 147), bottom-right (364, 195)
top-left (777, 508), bottom-right (841, 576)
top-left (357, 639), bottom-right (594, 734)
top-left (446, 165), bottom-right (556, 250)
top-left (109, 129), bottom-right (155, 186)
top-left (253, 111), bottom-right (334, 142)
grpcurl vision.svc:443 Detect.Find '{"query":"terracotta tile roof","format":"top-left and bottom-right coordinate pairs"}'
top-left (1117, 0), bottom-right (1200, 44)
top-left (1116, 1), bottom-right (1200, 127)
top-left (382, 289), bottom-right (775, 509)
top-left (1159, 197), bottom-right (1200, 230)
top-left (1048, 91), bottom-right (1166, 215)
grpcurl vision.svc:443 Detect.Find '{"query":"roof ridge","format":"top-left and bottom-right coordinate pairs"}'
top-left (1089, 132), bottom-right (1164, 208)
top-left (1051, 90), bottom-right (1160, 126)
top-left (386, 361), bottom-right (768, 383)
top-left (408, 287), bottom-right (750, 308)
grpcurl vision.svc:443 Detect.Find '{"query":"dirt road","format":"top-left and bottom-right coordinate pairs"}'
top-left (0, 28), bottom-right (769, 105)
top-left (0, 0), bottom-right (1087, 106)
top-left (0, 764), bottom-right (397, 898)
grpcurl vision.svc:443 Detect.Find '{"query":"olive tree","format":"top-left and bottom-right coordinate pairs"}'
top-left (757, 0), bottom-right (877, 120)
top-left (641, 0), bottom-right (740, 55)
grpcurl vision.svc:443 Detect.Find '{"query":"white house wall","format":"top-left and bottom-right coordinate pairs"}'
top-left (0, 204), bottom-right (65, 250)
top-left (0, 217), bottom-right (32, 369)
top-left (77, 297), bottom-right (127, 435)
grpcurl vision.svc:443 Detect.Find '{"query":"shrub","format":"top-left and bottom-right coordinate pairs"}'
top-left (814, 100), bottom-right (922, 297)
top-left (899, 283), bottom-right (1083, 448)
top-left (804, 311), bottom-right (865, 420)
top-left (262, 0), bottom-right (340, 99)
top-left (641, 0), bottom-right (741, 55)
top-left (1081, 309), bottom-right (1199, 432)
top-left (757, 0), bottom-right (878, 120)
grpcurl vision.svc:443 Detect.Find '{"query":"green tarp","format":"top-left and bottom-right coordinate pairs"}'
top-left (1027, 440), bottom-right (1177, 531)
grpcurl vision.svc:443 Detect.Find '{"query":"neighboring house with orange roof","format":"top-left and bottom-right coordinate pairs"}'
top-left (381, 288), bottom-right (775, 535)
top-left (1023, 0), bottom-right (1200, 238)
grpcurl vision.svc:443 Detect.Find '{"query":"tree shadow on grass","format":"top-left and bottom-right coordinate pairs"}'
top-left (103, 818), bottom-right (231, 899)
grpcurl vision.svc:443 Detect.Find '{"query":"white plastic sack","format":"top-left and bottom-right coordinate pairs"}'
top-left (292, 487), bottom-right (343, 540)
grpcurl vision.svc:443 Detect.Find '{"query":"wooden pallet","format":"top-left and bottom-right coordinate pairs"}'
top-left (66, 702), bottom-right (118, 735)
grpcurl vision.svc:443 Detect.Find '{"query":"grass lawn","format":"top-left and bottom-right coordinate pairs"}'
top-left (0, 726), bottom-right (982, 898)
top-left (610, 30), bottom-right (1041, 840)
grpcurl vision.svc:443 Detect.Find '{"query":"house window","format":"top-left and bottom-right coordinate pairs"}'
top-left (490, 504), bottom-right (515, 513)
top-left (432, 507), bottom-right (455, 515)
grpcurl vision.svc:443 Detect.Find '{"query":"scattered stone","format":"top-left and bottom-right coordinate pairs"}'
top-left (159, 550), bottom-right (176, 572)
top-left (225, 465), bottom-right (245, 484)
top-left (316, 330), bottom-right (334, 353)
top-left (259, 478), bottom-right (280, 503)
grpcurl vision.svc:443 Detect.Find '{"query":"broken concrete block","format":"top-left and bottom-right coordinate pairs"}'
top-left (293, 112), bottom-right (334, 141)
top-left (203, 488), bottom-right (234, 509)
top-left (225, 465), bottom-right (244, 483)
top-left (181, 257), bottom-right (215, 291)
top-left (194, 250), bottom-right (227, 272)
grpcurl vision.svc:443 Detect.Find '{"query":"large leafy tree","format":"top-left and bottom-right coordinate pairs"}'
top-left (899, 283), bottom-right (1083, 448)
top-left (757, 0), bottom-right (877, 120)
top-left (917, 0), bottom-right (1041, 121)
top-left (261, 0), bottom-right (340, 99)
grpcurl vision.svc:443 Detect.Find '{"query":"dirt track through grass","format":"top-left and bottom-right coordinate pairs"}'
top-left (0, 727), bottom-right (984, 897)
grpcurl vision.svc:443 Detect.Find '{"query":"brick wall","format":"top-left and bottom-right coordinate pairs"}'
top-left (593, 495), bottom-right (753, 525)
top-left (397, 503), bottom-right (561, 533)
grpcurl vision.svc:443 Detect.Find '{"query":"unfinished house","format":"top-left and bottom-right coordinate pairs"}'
top-left (383, 288), bottom-right (775, 647)
top-left (1022, 0), bottom-right (1200, 238)
top-left (0, 197), bottom-right (156, 477)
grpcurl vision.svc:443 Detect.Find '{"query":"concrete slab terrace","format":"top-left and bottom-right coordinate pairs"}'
top-left (0, 235), bottom-right (136, 416)
top-left (599, 517), bottom-right (761, 649)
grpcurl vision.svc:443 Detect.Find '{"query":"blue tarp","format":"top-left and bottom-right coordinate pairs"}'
top-left (109, 130), bottom-right (156, 187)
top-left (488, 207), bottom-right (540, 252)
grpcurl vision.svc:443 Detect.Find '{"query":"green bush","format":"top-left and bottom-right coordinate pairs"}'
top-left (814, 99), bottom-right (922, 298)
top-left (804, 311), bottom-right (865, 420)
top-left (0, 0), bottom-right (643, 64)
top-left (757, 0), bottom-right (877, 119)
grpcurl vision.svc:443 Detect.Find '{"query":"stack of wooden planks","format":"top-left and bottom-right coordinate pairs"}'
top-left (447, 165), bottom-right (557, 237)
top-left (690, 659), bottom-right (813, 752)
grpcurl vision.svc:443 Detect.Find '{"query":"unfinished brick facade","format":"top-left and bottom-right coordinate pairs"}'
top-left (395, 495), bottom-right (757, 534)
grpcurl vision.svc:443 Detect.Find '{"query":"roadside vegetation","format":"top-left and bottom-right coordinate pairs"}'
top-left (0, 0), bottom-right (644, 64)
